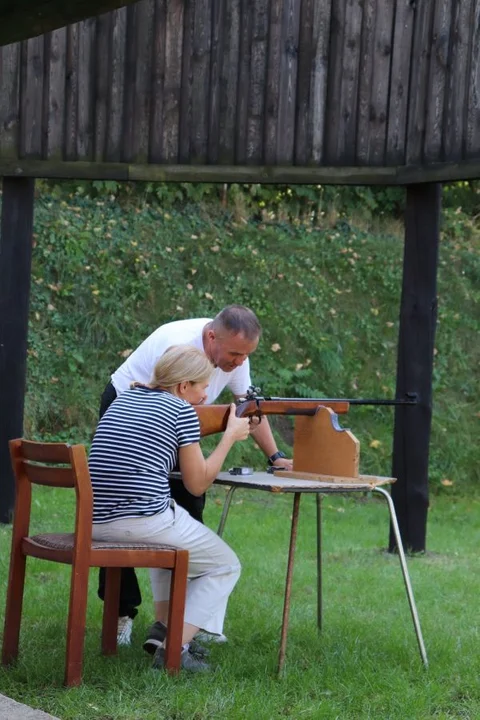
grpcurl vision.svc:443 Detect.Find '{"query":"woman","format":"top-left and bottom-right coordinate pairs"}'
top-left (89, 344), bottom-right (250, 672)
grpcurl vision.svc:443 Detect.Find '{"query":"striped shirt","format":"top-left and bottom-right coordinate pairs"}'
top-left (89, 386), bottom-right (200, 523)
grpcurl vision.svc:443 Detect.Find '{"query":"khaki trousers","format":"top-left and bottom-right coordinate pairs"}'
top-left (92, 501), bottom-right (241, 634)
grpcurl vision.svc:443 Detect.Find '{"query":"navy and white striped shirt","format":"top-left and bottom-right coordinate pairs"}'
top-left (89, 386), bottom-right (200, 523)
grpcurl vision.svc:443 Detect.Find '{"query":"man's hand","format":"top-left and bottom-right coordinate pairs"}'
top-left (271, 457), bottom-right (293, 471)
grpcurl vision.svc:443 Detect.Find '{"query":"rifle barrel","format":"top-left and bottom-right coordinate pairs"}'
top-left (260, 396), bottom-right (417, 406)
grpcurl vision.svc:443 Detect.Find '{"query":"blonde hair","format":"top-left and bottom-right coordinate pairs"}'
top-left (148, 345), bottom-right (213, 389)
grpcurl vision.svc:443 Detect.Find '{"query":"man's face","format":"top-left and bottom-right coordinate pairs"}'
top-left (206, 330), bottom-right (259, 372)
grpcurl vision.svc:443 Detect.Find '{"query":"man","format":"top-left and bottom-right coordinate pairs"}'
top-left (97, 304), bottom-right (292, 646)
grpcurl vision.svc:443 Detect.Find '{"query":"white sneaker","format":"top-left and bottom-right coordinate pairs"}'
top-left (117, 616), bottom-right (133, 646)
top-left (194, 631), bottom-right (228, 644)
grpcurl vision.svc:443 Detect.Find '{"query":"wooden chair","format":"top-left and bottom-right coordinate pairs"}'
top-left (1, 439), bottom-right (189, 686)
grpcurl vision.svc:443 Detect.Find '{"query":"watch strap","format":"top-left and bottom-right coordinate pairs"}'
top-left (268, 450), bottom-right (286, 466)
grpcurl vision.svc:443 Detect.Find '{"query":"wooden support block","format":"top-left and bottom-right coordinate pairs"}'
top-left (292, 406), bottom-right (359, 478)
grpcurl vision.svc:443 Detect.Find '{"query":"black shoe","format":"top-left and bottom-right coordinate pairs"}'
top-left (152, 646), bottom-right (210, 673)
top-left (143, 621), bottom-right (209, 658)
top-left (143, 621), bottom-right (167, 655)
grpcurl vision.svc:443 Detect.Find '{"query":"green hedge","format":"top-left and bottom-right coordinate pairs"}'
top-left (10, 181), bottom-right (479, 492)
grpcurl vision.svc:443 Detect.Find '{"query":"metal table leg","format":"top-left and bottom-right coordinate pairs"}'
top-left (373, 486), bottom-right (428, 668)
top-left (278, 492), bottom-right (301, 675)
top-left (217, 486), bottom-right (237, 538)
top-left (316, 494), bottom-right (322, 631)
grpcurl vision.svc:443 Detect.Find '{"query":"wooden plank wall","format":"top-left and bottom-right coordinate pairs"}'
top-left (0, 0), bottom-right (479, 169)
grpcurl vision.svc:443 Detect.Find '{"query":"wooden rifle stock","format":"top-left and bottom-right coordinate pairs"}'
top-left (195, 399), bottom-right (350, 437)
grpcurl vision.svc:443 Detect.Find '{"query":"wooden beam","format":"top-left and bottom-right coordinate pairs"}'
top-left (0, 159), bottom-right (397, 184)
top-left (0, 177), bottom-right (35, 523)
top-left (0, 0), bottom-right (140, 46)
top-left (389, 183), bottom-right (441, 553)
top-left (1, 158), bottom-right (480, 185)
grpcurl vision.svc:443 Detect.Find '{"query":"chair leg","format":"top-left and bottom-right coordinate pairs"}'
top-left (64, 564), bottom-right (90, 686)
top-left (1, 550), bottom-right (27, 665)
top-left (164, 550), bottom-right (189, 674)
top-left (102, 567), bottom-right (121, 655)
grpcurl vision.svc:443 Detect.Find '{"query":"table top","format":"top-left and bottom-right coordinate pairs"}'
top-left (212, 471), bottom-right (395, 494)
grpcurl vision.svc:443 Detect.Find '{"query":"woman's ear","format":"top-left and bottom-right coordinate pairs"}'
top-left (177, 381), bottom-right (189, 397)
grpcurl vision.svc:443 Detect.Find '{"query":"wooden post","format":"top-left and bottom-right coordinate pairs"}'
top-left (389, 183), bottom-right (441, 553)
top-left (0, 177), bottom-right (35, 523)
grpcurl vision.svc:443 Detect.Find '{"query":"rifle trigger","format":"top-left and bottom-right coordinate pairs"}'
top-left (248, 410), bottom-right (262, 427)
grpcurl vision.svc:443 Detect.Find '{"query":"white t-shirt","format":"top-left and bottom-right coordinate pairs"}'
top-left (111, 318), bottom-right (252, 404)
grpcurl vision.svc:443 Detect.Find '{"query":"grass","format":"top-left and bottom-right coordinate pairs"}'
top-left (1, 485), bottom-right (479, 719)
top-left (2, 183), bottom-right (480, 716)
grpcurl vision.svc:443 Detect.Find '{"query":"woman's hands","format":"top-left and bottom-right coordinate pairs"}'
top-left (179, 405), bottom-right (250, 496)
top-left (224, 404), bottom-right (250, 443)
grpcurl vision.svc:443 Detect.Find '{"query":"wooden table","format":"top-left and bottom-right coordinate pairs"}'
top-left (213, 470), bottom-right (428, 674)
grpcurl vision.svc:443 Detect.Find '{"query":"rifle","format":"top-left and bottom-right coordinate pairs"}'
top-left (194, 388), bottom-right (417, 437)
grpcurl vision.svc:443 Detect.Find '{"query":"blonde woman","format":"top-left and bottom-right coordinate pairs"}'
top-left (97, 305), bottom-right (292, 648)
top-left (89, 345), bottom-right (250, 672)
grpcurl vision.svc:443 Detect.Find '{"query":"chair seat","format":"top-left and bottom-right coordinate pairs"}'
top-left (29, 533), bottom-right (177, 553)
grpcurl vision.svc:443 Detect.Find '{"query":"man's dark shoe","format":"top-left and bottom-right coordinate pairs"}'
top-left (143, 621), bottom-right (167, 655)
top-left (152, 645), bottom-right (210, 673)
top-left (144, 621), bottom-right (209, 658)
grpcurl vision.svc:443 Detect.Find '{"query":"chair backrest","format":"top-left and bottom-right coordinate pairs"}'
top-left (9, 439), bottom-right (93, 542)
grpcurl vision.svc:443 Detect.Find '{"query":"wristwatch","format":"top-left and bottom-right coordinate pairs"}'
top-left (268, 450), bottom-right (286, 466)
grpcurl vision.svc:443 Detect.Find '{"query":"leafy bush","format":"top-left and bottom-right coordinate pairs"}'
top-left (6, 180), bottom-right (477, 493)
